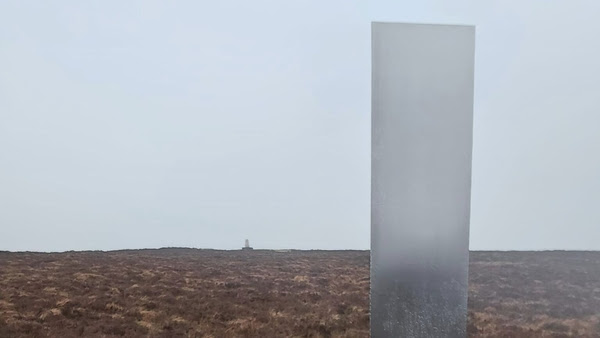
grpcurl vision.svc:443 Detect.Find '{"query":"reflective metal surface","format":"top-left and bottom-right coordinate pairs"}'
top-left (371, 22), bottom-right (475, 337)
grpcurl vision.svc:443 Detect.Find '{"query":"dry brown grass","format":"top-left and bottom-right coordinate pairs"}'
top-left (468, 251), bottom-right (600, 337)
top-left (0, 249), bottom-right (598, 337)
top-left (0, 249), bottom-right (369, 337)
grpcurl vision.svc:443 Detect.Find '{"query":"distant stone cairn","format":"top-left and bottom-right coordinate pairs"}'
top-left (242, 239), bottom-right (253, 250)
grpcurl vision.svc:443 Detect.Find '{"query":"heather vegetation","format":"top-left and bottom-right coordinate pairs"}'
top-left (0, 249), bottom-right (598, 337)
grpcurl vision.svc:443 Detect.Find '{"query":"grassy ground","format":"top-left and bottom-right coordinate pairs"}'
top-left (0, 249), bottom-right (598, 337)
top-left (468, 251), bottom-right (600, 337)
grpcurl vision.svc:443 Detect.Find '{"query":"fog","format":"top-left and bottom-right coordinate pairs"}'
top-left (1, 1), bottom-right (599, 251)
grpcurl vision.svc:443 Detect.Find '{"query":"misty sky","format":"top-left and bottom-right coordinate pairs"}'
top-left (1, 1), bottom-right (599, 251)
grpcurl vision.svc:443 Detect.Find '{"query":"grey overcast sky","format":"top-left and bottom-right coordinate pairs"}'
top-left (1, 1), bottom-right (599, 251)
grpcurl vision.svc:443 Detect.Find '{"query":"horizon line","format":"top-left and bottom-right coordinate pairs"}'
top-left (1, 247), bottom-right (599, 254)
